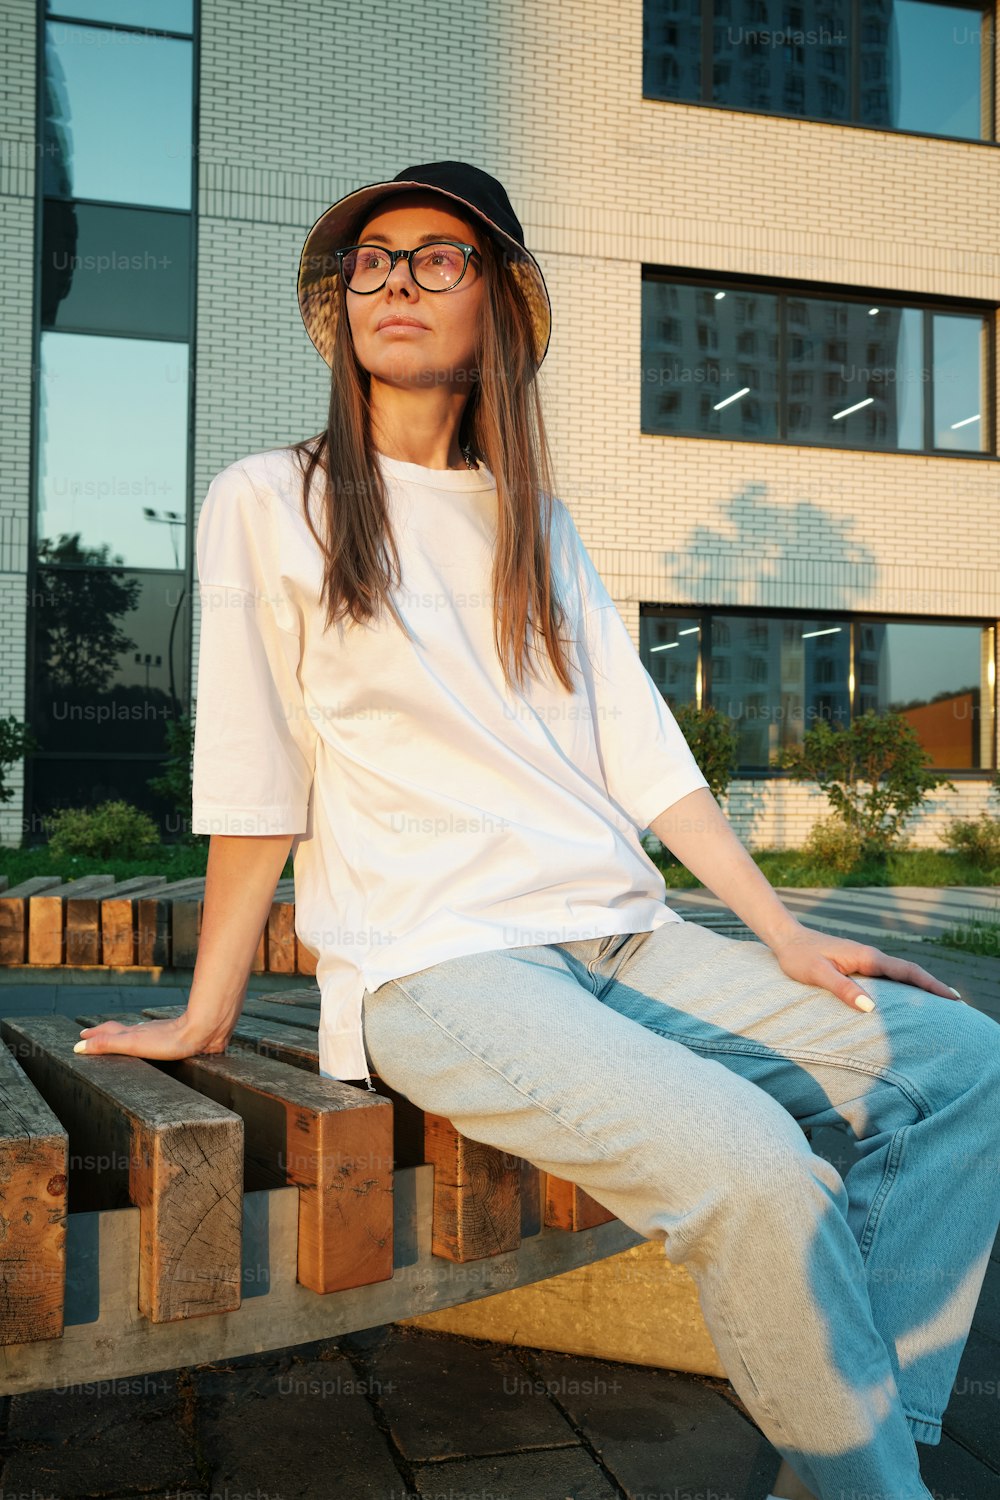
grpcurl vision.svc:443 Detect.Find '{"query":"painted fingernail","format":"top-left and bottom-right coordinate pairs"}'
top-left (852, 994), bottom-right (875, 1012)
top-left (947, 986), bottom-right (962, 999)
top-left (73, 1040), bottom-right (88, 1053)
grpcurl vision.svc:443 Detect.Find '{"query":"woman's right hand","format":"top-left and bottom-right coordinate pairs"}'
top-left (74, 1013), bottom-right (229, 1061)
top-left (73, 831), bottom-right (294, 1064)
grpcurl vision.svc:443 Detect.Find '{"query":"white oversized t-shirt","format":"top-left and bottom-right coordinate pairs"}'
top-left (190, 445), bottom-right (711, 1086)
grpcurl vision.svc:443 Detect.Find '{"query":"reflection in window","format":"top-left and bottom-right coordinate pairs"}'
top-left (31, 754), bottom-right (181, 825)
top-left (43, 20), bottom-right (193, 208)
top-left (47, 0), bottom-right (193, 30)
top-left (643, 0), bottom-right (701, 98)
top-left (641, 284), bottom-right (779, 438)
top-left (640, 614), bottom-right (701, 710)
top-left (41, 200), bottom-right (191, 337)
top-left (787, 303), bottom-right (923, 449)
top-left (33, 566), bottom-right (189, 755)
top-left (643, 0), bottom-right (991, 141)
top-left (932, 314), bottom-right (984, 452)
top-left (862, 0), bottom-right (984, 138)
top-left (856, 621), bottom-right (988, 768)
top-left (717, 0), bottom-right (853, 122)
top-left (642, 278), bottom-right (989, 453)
top-left (32, 0), bottom-right (195, 845)
top-left (707, 615), bottom-right (851, 767)
top-left (640, 610), bottom-right (995, 772)
top-left (37, 331), bottom-right (189, 570)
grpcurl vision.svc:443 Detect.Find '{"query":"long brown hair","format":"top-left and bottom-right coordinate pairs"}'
top-left (288, 230), bottom-right (577, 695)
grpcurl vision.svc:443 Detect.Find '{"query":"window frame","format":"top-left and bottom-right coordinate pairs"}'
top-left (44, 4), bottom-right (193, 40)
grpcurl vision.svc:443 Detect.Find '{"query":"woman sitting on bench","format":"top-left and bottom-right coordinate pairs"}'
top-left (76, 160), bottom-right (1000, 1500)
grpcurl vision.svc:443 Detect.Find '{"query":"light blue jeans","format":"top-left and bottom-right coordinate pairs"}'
top-left (338, 920), bottom-right (1000, 1500)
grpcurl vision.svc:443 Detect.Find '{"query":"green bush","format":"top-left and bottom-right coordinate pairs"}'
top-left (777, 709), bottom-right (953, 860)
top-left (44, 800), bottom-right (161, 861)
top-left (801, 815), bottom-right (865, 874)
top-left (671, 701), bottom-right (739, 803)
top-left (938, 813), bottom-right (1000, 870)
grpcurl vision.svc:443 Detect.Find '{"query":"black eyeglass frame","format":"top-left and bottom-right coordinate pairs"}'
top-left (335, 240), bottom-right (483, 294)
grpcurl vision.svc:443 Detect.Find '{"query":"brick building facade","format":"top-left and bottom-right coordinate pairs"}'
top-left (1, 0), bottom-right (997, 850)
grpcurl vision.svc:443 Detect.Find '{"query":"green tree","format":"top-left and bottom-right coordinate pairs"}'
top-left (671, 701), bottom-right (740, 804)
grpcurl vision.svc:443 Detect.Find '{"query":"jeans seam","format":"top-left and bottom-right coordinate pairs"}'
top-left (905, 1410), bottom-right (943, 1435)
top-left (857, 1123), bottom-right (905, 1262)
top-left (640, 1025), bottom-right (935, 1122)
top-left (585, 935), bottom-right (620, 989)
top-left (382, 976), bottom-right (617, 1161)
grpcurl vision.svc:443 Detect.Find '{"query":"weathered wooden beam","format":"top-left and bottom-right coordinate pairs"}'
top-left (0, 878), bottom-right (62, 965)
top-left (0, 1015), bottom-right (243, 1324)
top-left (27, 877), bottom-right (117, 966)
top-left (99, 877), bottom-right (168, 967)
top-left (423, 1113), bottom-right (522, 1263)
top-left (135, 878), bottom-right (206, 967)
top-left (169, 899), bottom-right (202, 969)
top-left (141, 1004), bottom-right (426, 1176)
top-left (266, 900), bottom-right (296, 973)
top-left (543, 1173), bottom-right (616, 1231)
top-left (62, 876), bottom-right (118, 966)
top-left (76, 1010), bottom-right (393, 1296)
top-left (295, 935), bottom-right (318, 975)
top-left (141, 1005), bottom-right (323, 1073)
top-left (240, 997), bottom-right (322, 1029)
top-left (251, 988), bottom-right (320, 1011)
top-left (0, 1043), bottom-right (68, 1345)
top-left (139, 1004), bottom-right (520, 1263)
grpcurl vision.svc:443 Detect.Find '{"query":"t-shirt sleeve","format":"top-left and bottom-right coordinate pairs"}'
top-left (190, 462), bottom-right (320, 836)
top-left (556, 500), bottom-right (712, 833)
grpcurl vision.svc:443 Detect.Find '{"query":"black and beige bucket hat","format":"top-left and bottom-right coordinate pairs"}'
top-left (296, 160), bottom-right (552, 371)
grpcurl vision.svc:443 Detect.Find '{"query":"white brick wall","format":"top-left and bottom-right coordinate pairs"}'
top-left (4, 0), bottom-right (999, 849)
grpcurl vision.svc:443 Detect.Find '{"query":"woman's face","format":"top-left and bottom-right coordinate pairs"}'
top-left (344, 191), bottom-right (485, 390)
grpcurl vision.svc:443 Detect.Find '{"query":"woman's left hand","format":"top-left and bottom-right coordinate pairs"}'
top-left (769, 925), bottom-right (966, 1013)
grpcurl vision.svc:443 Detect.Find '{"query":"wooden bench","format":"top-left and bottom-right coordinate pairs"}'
top-left (0, 873), bottom-right (755, 1397)
top-left (0, 874), bottom-right (312, 974)
top-left (0, 873), bottom-right (749, 976)
top-left (0, 982), bottom-right (647, 1399)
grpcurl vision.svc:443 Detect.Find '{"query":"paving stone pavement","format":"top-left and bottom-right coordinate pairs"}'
top-left (2, 886), bottom-right (999, 1499)
top-left (3, 1283), bottom-right (999, 1500)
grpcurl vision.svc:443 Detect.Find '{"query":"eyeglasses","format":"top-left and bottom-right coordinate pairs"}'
top-left (336, 241), bottom-right (482, 294)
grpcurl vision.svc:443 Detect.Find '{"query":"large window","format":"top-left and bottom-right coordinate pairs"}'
top-left (31, 4), bottom-right (195, 836)
top-left (37, 333), bottom-right (189, 568)
top-left (641, 610), bottom-right (997, 771)
top-left (643, 0), bottom-right (995, 142)
top-left (641, 277), bottom-right (991, 453)
top-left (43, 20), bottom-right (193, 208)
